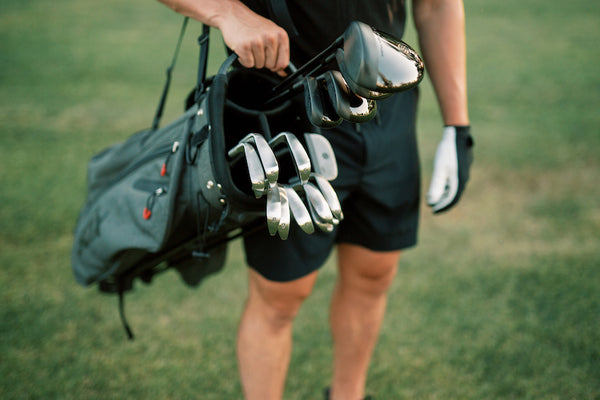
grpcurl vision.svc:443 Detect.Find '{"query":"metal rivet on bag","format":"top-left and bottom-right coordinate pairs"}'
top-left (219, 198), bottom-right (226, 205)
top-left (197, 108), bottom-right (204, 116)
top-left (216, 184), bottom-right (222, 190)
top-left (206, 180), bottom-right (214, 189)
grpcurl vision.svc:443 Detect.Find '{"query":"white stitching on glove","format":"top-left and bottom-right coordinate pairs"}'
top-left (427, 126), bottom-right (473, 213)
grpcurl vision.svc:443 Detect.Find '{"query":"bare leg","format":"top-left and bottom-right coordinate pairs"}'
top-left (237, 269), bottom-right (318, 400)
top-left (329, 244), bottom-right (400, 400)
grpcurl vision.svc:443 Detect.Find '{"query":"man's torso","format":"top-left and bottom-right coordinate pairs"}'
top-left (242, 0), bottom-right (407, 64)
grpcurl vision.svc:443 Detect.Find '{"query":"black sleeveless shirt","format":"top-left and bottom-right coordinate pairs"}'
top-left (241, 0), bottom-right (407, 65)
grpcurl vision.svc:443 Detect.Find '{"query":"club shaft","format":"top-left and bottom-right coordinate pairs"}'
top-left (263, 53), bottom-right (337, 108)
top-left (270, 37), bottom-right (343, 94)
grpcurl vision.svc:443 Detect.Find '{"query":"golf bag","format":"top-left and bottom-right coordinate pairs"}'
top-left (71, 20), bottom-right (315, 337)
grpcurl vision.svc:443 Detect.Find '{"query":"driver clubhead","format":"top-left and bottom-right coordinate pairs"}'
top-left (322, 70), bottom-right (377, 123)
top-left (303, 76), bottom-right (343, 128)
top-left (335, 56), bottom-right (392, 100)
top-left (337, 21), bottom-right (424, 93)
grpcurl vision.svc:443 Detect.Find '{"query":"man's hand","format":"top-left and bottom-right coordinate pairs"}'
top-left (426, 126), bottom-right (474, 213)
top-left (157, 0), bottom-right (290, 75)
top-left (215, 3), bottom-right (289, 75)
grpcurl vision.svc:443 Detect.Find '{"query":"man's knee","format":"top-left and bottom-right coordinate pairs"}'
top-left (337, 244), bottom-right (400, 295)
top-left (247, 269), bottom-right (317, 327)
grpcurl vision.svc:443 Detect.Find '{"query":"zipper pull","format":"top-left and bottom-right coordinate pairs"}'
top-left (143, 187), bottom-right (167, 220)
top-left (161, 141), bottom-right (180, 177)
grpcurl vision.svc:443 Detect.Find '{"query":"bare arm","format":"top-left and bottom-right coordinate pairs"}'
top-left (157, 0), bottom-right (289, 73)
top-left (413, 0), bottom-right (469, 126)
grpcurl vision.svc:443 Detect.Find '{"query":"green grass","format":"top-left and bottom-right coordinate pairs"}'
top-left (1, 0), bottom-right (599, 398)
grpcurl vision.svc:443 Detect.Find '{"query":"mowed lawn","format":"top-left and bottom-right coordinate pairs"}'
top-left (1, 0), bottom-right (599, 399)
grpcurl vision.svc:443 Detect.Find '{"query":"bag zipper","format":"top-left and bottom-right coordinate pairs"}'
top-left (143, 187), bottom-right (168, 220)
top-left (86, 141), bottom-right (179, 211)
top-left (160, 141), bottom-right (180, 176)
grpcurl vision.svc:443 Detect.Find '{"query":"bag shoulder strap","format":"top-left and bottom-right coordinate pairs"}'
top-left (152, 17), bottom-right (189, 131)
top-left (152, 18), bottom-right (211, 131)
top-left (194, 25), bottom-right (211, 102)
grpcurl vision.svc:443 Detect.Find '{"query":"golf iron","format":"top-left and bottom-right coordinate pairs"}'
top-left (269, 132), bottom-right (312, 184)
top-left (228, 141), bottom-right (268, 198)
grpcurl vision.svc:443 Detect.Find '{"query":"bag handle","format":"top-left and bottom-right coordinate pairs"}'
top-left (151, 17), bottom-right (211, 131)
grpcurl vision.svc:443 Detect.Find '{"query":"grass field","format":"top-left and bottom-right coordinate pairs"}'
top-left (1, 0), bottom-right (599, 399)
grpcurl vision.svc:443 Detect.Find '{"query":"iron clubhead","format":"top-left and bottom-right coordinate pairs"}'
top-left (228, 141), bottom-right (268, 198)
top-left (311, 173), bottom-right (343, 221)
top-left (241, 133), bottom-right (279, 187)
top-left (277, 185), bottom-right (291, 240)
top-left (266, 184), bottom-right (282, 236)
top-left (304, 133), bottom-right (338, 181)
top-left (269, 132), bottom-right (312, 184)
top-left (283, 185), bottom-right (315, 235)
top-left (304, 182), bottom-right (335, 225)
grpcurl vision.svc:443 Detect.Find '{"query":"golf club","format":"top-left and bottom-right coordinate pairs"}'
top-left (227, 141), bottom-right (268, 198)
top-left (306, 196), bottom-right (335, 233)
top-left (304, 133), bottom-right (338, 180)
top-left (265, 21), bottom-right (423, 106)
top-left (310, 173), bottom-right (343, 221)
top-left (266, 184), bottom-right (282, 236)
top-left (321, 70), bottom-right (377, 123)
top-left (303, 76), bottom-right (343, 128)
top-left (269, 132), bottom-right (312, 184)
top-left (277, 185), bottom-right (291, 239)
top-left (339, 72), bottom-right (392, 100)
top-left (283, 185), bottom-right (315, 234)
top-left (334, 22), bottom-right (424, 93)
top-left (304, 182), bottom-right (336, 226)
top-left (240, 133), bottom-right (279, 186)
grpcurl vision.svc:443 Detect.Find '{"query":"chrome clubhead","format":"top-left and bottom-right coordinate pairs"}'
top-left (304, 133), bottom-right (338, 181)
top-left (228, 142), bottom-right (268, 198)
top-left (311, 173), bottom-right (343, 221)
top-left (277, 185), bottom-right (291, 240)
top-left (322, 70), bottom-right (377, 123)
top-left (269, 132), bottom-right (312, 184)
top-left (334, 55), bottom-right (392, 100)
top-left (266, 184), bottom-right (282, 236)
top-left (283, 185), bottom-right (315, 235)
top-left (304, 182), bottom-right (335, 226)
top-left (241, 133), bottom-right (279, 187)
top-left (336, 21), bottom-right (424, 93)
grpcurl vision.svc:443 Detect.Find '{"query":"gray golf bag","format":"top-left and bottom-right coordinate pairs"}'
top-left (71, 21), bottom-right (315, 337)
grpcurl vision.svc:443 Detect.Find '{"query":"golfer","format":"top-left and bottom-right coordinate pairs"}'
top-left (158, 0), bottom-right (473, 399)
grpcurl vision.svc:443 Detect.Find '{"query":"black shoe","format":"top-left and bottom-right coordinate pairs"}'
top-left (324, 387), bottom-right (373, 400)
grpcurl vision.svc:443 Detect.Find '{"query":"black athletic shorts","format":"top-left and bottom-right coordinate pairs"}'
top-left (243, 88), bottom-right (420, 282)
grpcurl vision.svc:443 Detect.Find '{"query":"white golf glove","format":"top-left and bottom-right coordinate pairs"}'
top-left (427, 126), bottom-right (474, 213)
